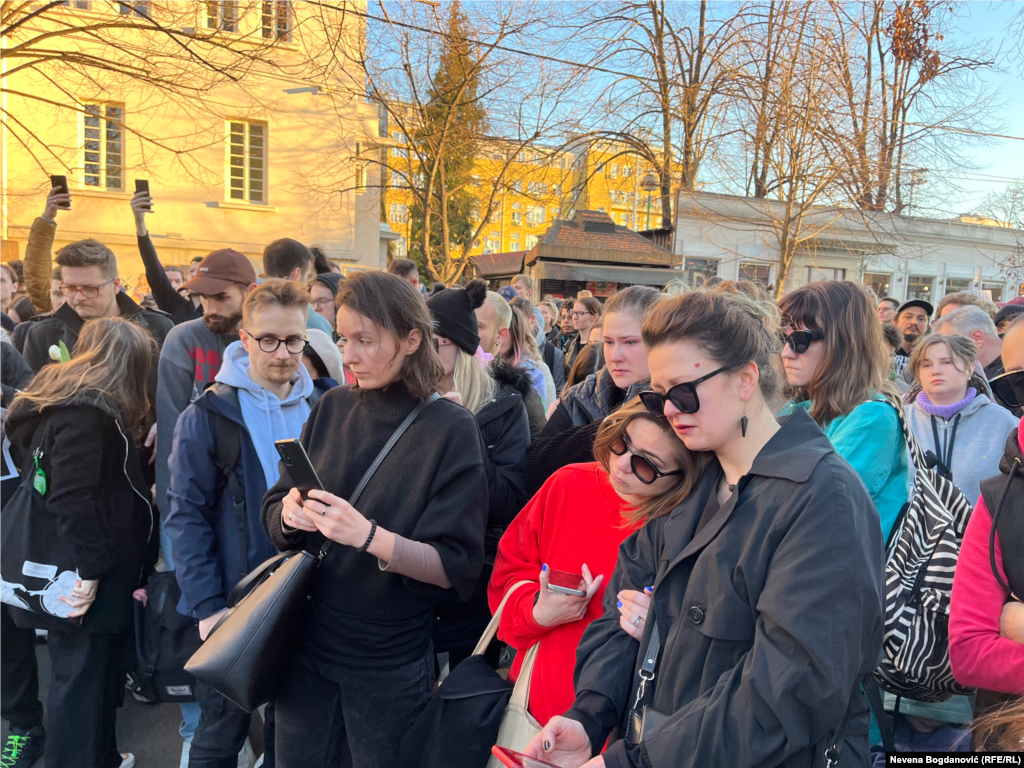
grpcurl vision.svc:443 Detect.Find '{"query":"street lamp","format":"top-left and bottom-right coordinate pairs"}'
top-left (640, 171), bottom-right (658, 230)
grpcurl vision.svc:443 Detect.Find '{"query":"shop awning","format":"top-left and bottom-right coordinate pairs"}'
top-left (536, 260), bottom-right (683, 286)
top-left (472, 251), bottom-right (526, 277)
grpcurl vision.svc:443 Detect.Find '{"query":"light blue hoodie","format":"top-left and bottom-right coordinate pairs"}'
top-left (213, 341), bottom-right (314, 488)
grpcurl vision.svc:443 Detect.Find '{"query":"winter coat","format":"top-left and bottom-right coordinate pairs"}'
top-left (778, 397), bottom-right (909, 540)
top-left (904, 392), bottom-right (1018, 505)
top-left (5, 393), bottom-right (155, 633)
top-left (165, 360), bottom-right (323, 621)
top-left (950, 427), bottom-right (1024, 701)
top-left (563, 366), bottom-right (648, 428)
top-left (1, 340), bottom-right (34, 407)
top-left (565, 410), bottom-right (885, 768)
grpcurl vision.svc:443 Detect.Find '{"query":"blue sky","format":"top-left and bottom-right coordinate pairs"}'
top-left (946, 2), bottom-right (1024, 214)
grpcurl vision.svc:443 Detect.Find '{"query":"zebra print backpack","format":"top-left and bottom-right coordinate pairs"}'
top-left (873, 394), bottom-right (976, 702)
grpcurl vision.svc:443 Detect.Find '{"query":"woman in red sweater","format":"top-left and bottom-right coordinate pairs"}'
top-left (488, 398), bottom-right (711, 727)
top-left (949, 423), bottom-right (1024, 715)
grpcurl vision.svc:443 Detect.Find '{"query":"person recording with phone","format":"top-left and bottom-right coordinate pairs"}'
top-left (165, 280), bottom-right (324, 768)
top-left (130, 183), bottom-right (204, 325)
top-left (488, 399), bottom-right (710, 730)
top-left (260, 271), bottom-right (488, 768)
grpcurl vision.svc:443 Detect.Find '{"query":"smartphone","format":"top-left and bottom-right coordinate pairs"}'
top-left (274, 439), bottom-right (324, 501)
top-left (491, 746), bottom-right (560, 768)
top-left (546, 569), bottom-right (586, 597)
top-left (49, 175), bottom-right (71, 209)
top-left (134, 179), bottom-right (152, 210)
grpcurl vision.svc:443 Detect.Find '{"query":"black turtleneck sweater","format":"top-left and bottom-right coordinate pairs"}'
top-left (261, 380), bottom-right (488, 668)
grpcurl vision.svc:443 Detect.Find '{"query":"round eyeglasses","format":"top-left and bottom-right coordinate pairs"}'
top-left (243, 330), bottom-right (308, 354)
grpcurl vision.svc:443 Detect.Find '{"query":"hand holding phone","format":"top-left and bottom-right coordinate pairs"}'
top-left (533, 564), bottom-right (603, 629)
top-left (546, 569), bottom-right (586, 597)
top-left (275, 439), bottom-right (324, 500)
top-left (490, 746), bottom-right (561, 768)
top-left (47, 175), bottom-right (71, 216)
top-left (134, 179), bottom-right (152, 210)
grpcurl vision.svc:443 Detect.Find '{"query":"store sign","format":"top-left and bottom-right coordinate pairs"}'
top-left (585, 281), bottom-right (618, 297)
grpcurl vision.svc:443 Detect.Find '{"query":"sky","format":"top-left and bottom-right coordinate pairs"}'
top-left (943, 1), bottom-right (1024, 215)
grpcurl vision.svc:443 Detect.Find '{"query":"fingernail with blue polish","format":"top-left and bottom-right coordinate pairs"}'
top-left (541, 563), bottom-right (547, 572)
top-left (645, 586), bottom-right (653, 592)
top-left (617, 601), bottom-right (622, 608)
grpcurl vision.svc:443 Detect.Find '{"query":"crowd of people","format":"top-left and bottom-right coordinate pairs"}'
top-left (0, 183), bottom-right (1022, 768)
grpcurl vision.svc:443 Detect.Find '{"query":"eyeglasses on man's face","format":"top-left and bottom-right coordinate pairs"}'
top-left (58, 277), bottom-right (115, 299)
top-left (244, 330), bottom-right (308, 354)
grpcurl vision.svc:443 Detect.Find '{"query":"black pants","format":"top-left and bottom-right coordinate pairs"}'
top-left (45, 628), bottom-right (128, 768)
top-left (1, 606), bottom-right (43, 731)
top-left (189, 682), bottom-right (276, 768)
top-left (274, 648), bottom-right (433, 768)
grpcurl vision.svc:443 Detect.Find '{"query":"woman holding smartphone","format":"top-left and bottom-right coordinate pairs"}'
top-left (526, 289), bottom-right (884, 768)
top-left (488, 399), bottom-right (710, 729)
top-left (261, 272), bottom-right (488, 768)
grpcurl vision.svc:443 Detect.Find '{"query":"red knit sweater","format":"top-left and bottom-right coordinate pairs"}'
top-left (487, 463), bottom-right (639, 726)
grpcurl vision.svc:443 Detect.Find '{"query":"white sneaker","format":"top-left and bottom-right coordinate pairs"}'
top-left (120, 754), bottom-right (137, 768)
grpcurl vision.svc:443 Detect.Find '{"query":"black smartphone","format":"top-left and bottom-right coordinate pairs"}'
top-left (491, 746), bottom-right (560, 768)
top-left (546, 569), bottom-right (586, 597)
top-left (49, 175), bottom-right (70, 209)
top-left (274, 439), bottom-right (324, 501)
top-left (134, 179), bottom-right (152, 210)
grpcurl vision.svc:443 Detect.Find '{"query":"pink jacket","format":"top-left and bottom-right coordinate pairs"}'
top-left (949, 493), bottom-right (1024, 694)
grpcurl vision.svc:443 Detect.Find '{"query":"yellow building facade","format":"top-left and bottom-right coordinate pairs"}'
top-left (2, 1), bottom-right (387, 290)
top-left (383, 138), bottom-right (670, 261)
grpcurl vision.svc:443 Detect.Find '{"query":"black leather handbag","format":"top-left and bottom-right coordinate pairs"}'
top-left (185, 393), bottom-right (440, 712)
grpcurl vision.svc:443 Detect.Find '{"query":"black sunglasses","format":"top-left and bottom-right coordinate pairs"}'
top-left (780, 329), bottom-right (825, 355)
top-left (609, 434), bottom-right (683, 485)
top-left (639, 365), bottom-right (733, 416)
top-left (990, 369), bottom-right (1024, 410)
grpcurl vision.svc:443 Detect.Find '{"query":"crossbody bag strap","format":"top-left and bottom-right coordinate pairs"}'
top-left (629, 617), bottom-right (661, 719)
top-left (823, 682), bottom-right (860, 768)
top-left (472, 579), bottom-right (533, 656)
top-left (316, 392), bottom-right (442, 560)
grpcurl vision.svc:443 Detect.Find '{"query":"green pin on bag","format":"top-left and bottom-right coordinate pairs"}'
top-left (31, 448), bottom-right (47, 496)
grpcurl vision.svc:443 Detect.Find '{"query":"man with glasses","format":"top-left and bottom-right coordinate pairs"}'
top-left (165, 280), bottom-right (323, 768)
top-left (21, 238), bottom-right (172, 374)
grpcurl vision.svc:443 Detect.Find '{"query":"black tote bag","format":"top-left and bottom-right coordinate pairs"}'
top-left (185, 393), bottom-right (440, 712)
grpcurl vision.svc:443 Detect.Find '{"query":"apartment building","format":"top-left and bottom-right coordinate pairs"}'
top-left (2, 1), bottom-right (387, 287)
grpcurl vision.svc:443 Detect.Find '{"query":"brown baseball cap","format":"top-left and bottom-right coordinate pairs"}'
top-left (183, 249), bottom-right (257, 295)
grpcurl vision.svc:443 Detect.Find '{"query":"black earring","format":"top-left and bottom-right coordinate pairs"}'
top-left (740, 407), bottom-right (749, 438)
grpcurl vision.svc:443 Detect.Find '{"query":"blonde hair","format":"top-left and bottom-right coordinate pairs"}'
top-left (451, 347), bottom-right (496, 414)
top-left (13, 317), bottom-right (153, 436)
top-left (593, 398), bottom-right (713, 525)
top-left (905, 334), bottom-right (988, 403)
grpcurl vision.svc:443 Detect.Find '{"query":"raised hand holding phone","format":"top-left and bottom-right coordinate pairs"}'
top-left (532, 563), bottom-right (603, 628)
top-left (44, 176), bottom-right (71, 218)
top-left (131, 180), bottom-right (153, 236)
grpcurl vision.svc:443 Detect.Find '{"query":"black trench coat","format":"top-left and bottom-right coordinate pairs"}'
top-left (566, 410), bottom-right (885, 768)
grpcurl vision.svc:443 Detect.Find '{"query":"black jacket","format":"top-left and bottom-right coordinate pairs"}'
top-left (139, 234), bottom-right (204, 325)
top-left (480, 360), bottom-right (533, 560)
top-left (5, 394), bottom-right (155, 633)
top-left (566, 410), bottom-right (885, 768)
top-left (1, 341), bottom-right (34, 407)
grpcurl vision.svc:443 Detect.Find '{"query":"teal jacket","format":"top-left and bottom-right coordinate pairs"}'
top-left (779, 398), bottom-right (908, 541)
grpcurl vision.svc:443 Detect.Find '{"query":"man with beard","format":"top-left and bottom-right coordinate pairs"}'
top-left (892, 298), bottom-right (933, 378)
top-left (166, 280), bottom-right (321, 768)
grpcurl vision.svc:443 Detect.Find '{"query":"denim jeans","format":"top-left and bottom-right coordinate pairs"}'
top-left (274, 648), bottom-right (433, 768)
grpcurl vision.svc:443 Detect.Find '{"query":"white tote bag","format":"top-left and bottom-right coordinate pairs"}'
top-left (484, 583), bottom-right (543, 768)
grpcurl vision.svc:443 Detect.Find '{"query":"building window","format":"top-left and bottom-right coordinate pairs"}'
top-left (510, 239), bottom-right (520, 251)
top-left (528, 181), bottom-right (547, 196)
top-left (228, 121), bottom-right (266, 203)
top-left (389, 203), bottom-right (408, 224)
top-left (945, 276), bottom-right (972, 295)
top-left (608, 164), bottom-right (619, 178)
top-left (526, 206), bottom-right (544, 226)
top-left (907, 275), bottom-right (934, 301)
top-left (262, 2), bottom-right (291, 41)
top-left (552, 184), bottom-right (561, 195)
top-left (804, 267), bottom-right (846, 283)
top-left (207, 1), bottom-right (237, 32)
top-left (61, 1), bottom-right (92, 8)
top-left (471, 175), bottom-right (482, 187)
top-left (864, 272), bottom-right (891, 298)
top-left (389, 169), bottom-right (408, 188)
top-left (526, 234), bottom-right (539, 249)
top-left (510, 180), bottom-right (522, 193)
top-left (354, 164), bottom-right (365, 190)
top-left (982, 281), bottom-right (1004, 302)
top-left (684, 258), bottom-right (718, 288)
top-left (470, 204), bottom-right (480, 221)
top-left (739, 261), bottom-right (772, 288)
top-left (118, 2), bottom-right (149, 16)
top-left (622, 165), bottom-right (632, 177)
top-left (394, 237), bottom-right (407, 258)
top-left (485, 239), bottom-right (500, 254)
top-left (83, 104), bottom-right (123, 190)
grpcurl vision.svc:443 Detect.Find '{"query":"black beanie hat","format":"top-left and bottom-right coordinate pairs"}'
top-left (427, 279), bottom-right (488, 356)
top-left (312, 272), bottom-right (343, 297)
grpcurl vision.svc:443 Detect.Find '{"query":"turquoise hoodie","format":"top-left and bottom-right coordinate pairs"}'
top-left (213, 341), bottom-right (314, 488)
top-left (778, 398), bottom-right (909, 541)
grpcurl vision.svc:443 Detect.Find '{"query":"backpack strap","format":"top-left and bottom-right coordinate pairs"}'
top-left (209, 385), bottom-right (248, 576)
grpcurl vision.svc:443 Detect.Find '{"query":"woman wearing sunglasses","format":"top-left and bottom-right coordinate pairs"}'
top-left (526, 289), bottom-right (884, 768)
top-left (525, 287), bottom-right (661, 495)
top-left (488, 399), bottom-right (710, 731)
top-left (776, 281), bottom-right (908, 539)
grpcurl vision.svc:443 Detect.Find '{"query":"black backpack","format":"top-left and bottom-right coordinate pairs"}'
top-left (130, 391), bottom-right (245, 703)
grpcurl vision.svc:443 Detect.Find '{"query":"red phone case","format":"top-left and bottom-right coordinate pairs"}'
top-left (490, 745), bottom-right (560, 768)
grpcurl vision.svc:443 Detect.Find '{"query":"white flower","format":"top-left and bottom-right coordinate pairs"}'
top-left (48, 345), bottom-right (61, 362)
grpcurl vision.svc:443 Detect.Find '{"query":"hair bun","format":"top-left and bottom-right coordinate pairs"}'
top-left (465, 279), bottom-right (488, 310)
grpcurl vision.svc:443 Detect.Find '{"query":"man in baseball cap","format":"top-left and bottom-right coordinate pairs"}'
top-left (892, 298), bottom-right (933, 377)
